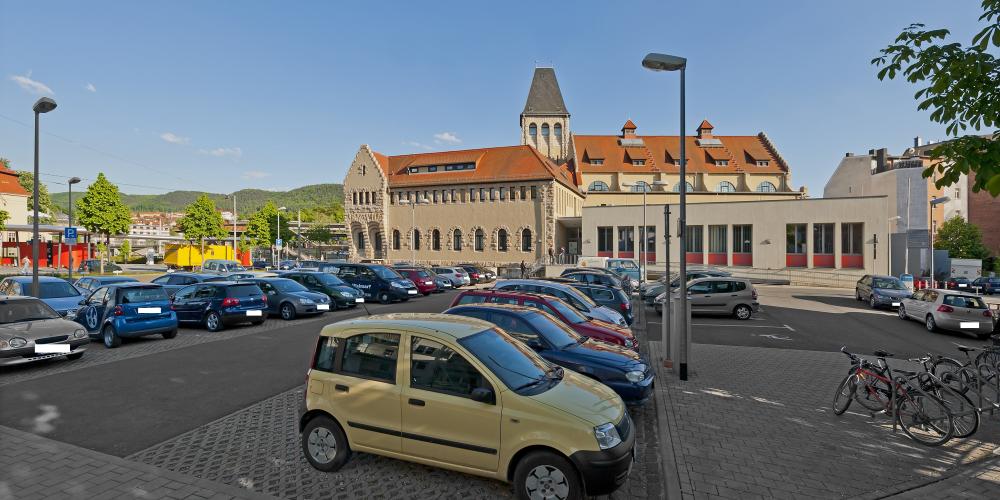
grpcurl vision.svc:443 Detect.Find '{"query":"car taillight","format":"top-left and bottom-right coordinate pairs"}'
top-left (262, 295), bottom-right (267, 305)
top-left (113, 305), bottom-right (124, 316)
top-left (472, 273), bottom-right (480, 278)
top-left (222, 297), bottom-right (240, 307)
top-left (984, 310), bottom-right (993, 318)
top-left (620, 302), bottom-right (630, 311)
top-left (937, 305), bottom-right (954, 313)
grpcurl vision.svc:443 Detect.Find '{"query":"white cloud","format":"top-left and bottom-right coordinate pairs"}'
top-left (9, 71), bottom-right (53, 95)
top-left (200, 147), bottom-right (243, 159)
top-left (242, 170), bottom-right (270, 179)
top-left (85, 83), bottom-right (96, 92)
top-left (404, 141), bottom-right (433, 151)
top-left (433, 132), bottom-right (461, 145)
top-left (159, 132), bottom-right (190, 145)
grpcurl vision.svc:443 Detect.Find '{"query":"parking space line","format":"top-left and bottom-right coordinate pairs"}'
top-left (691, 323), bottom-right (795, 331)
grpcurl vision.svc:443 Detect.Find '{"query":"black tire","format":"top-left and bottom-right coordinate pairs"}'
top-left (832, 373), bottom-right (856, 415)
top-left (898, 304), bottom-right (908, 320)
top-left (931, 387), bottom-right (979, 439)
top-left (854, 373), bottom-right (891, 412)
top-left (379, 292), bottom-right (391, 304)
top-left (162, 329), bottom-right (177, 339)
top-left (205, 311), bottom-right (224, 332)
top-left (512, 451), bottom-right (583, 500)
top-left (102, 325), bottom-right (121, 348)
top-left (66, 352), bottom-right (84, 360)
top-left (925, 315), bottom-right (938, 332)
top-left (423, 292), bottom-right (431, 296)
top-left (856, 290), bottom-right (862, 301)
top-left (280, 302), bottom-right (297, 321)
top-left (301, 415), bottom-right (351, 472)
top-left (932, 358), bottom-right (969, 394)
top-left (733, 304), bottom-right (752, 320)
top-left (251, 319), bottom-right (265, 326)
top-left (869, 295), bottom-right (878, 309)
top-left (895, 392), bottom-right (954, 446)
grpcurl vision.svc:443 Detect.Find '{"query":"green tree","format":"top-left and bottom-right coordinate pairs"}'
top-left (0, 209), bottom-right (8, 231)
top-left (120, 239), bottom-right (131, 263)
top-left (873, 0), bottom-right (1000, 195)
top-left (176, 195), bottom-right (227, 260)
top-left (305, 225), bottom-right (334, 245)
top-left (15, 170), bottom-right (55, 223)
top-left (244, 207), bottom-right (272, 250)
top-left (76, 173), bottom-right (132, 272)
top-left (934, 216), bottom-right (991, 259)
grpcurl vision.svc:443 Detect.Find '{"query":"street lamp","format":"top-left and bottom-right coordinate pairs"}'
top-left (31, 97), bottom-right (57, 297)
top-left (929, 196), bottom-right (950, 287)
top-left (67, 177), bottom-right (81, 281)
top-left (643, 52), bottom-right (690, 380)
top-left (276, 206), bottom-right (287, 266)
top-left (621, 180), bottom-right (668, 286)
top-left (225, 194), bottom-right (237, 260)
top-left (399, 197), bottom-right (429, 264)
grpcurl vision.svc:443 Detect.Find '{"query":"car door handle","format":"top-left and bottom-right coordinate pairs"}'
top-left (334, 384), bottom-right (349, 393)
top-left (408, 398), bottom-right (425, 407)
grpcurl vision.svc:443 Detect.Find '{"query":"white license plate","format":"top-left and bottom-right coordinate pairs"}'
top-left (407, 290), bottom-right (418, 295)
top-left (317, 304), bottom-right (330, 310)
top-left (246, 310), bottom-right (262, 317)
top-left (960, 321), bottom-right (980, 329)
top-left (35, 344), bottom-right (70, 354)
top-left (355, 297), bottom-right (365, 303)
top-left (138, 307), bottom-right (161, 314)
top-left (959, 283), bottom-right (968, 288)
top-left (424, 281), bottom-right (433, 285)
top-left (891, 302), bottom-right (900, 307)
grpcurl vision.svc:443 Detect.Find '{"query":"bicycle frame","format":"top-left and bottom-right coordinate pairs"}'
top-left (950, 351), bottom-right (1000, 414)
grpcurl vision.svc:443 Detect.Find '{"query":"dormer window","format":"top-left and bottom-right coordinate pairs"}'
top-left (674, 160), bottom-right (682, 166)
top-left (590, 158), bottom-right (604, 165)
top-left (715, 160), bottom-right (729, 167)
top-left (409, 167), bottom-right (419, 173)
top-left (632, 159), bottom-right (645, 166)
top-left (428, 166), bottom-right (438, 172)
top-left (756, 160), bottom-right (769, 167)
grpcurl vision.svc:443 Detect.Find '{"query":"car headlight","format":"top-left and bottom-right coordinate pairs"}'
top-left (594, 422), bottom-right (622, 450)
top-left (339, 291), bottom-right (352, 298)
top-left (625, 366), bottom-right (646, 383)
top-left (64, 308), bottom-right (79, 320)
top-left (299, 298), bottom-right (315, 305)
top-left (391, 281), bottom-right (404, 288)
top-left (72, 329), bottom-right (87, 339)
top-left (8, 337), bottom-right (27, 349)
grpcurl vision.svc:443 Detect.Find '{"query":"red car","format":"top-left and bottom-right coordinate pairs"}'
top-left (450, 289), bottom-right (637, 350)
top-left (394, 268), bottom-right (438, 296)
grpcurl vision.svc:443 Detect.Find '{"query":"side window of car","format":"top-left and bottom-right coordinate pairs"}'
top-left (152, 276), bottom-right (169, 284)
top-left (410, 336), bottom-right (491, 398)
top-left (312, 336), bottom-right (340, 372)
top-left (457, 294), bottom-right (487, 305)
top-left (688, 283), bottom-right (712, 295)
top-left (195, 286), bottom-right (216, 299)
top-left (925, 291), bottom-right (939, 302)
top-left (305, 276), bottom-right (319, 286)
top-left (173, 286), bottom-right (195, 301)
top-left (340, 333), bottom-right (400, 382)
top-left (733, 281), bottom-right (747, 292)
top-left (88, 287), bottom-right (109, 305)
top-left (711, 281), bottom-right (734, 294)
top-left (338, 266), bottom-right (356, 277)
top-left (593, 288), bottom-right (615, 302)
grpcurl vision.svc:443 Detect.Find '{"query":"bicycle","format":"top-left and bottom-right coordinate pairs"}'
top-left (833, 347), bottom-right (955, 446)
top-left (908, 355), bottom-right (980, 438)
top-left (931, 343), bottom-right (1000, 415)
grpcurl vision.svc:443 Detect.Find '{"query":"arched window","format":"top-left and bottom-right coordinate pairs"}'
top-left (453, 229), bottom-right (463, 251)
top-left (528, 123), bottom-right (537, 137)
top-left (356, 232), bottom-right (366, 250)
top-left (673, 181), bottom-right (695, 193)
top-left (541, 123), bottom-right (550, 137)
top-left (392, 230), bottom-right (401, 250)
top-left (554, 123), bottom-right (562, 140)
top-left (374, 233), bottom-right (382, 252)
top-left (432, 229), bottom-right (441, 251)
top-left (498, 229), bottom-right (509, 252)
top-left (521, 229), bottom-right (532, 252)
top-left (756, 181), bottom-right (777, 193)
top-left (717, 181), bottom-right (736, 193)
top-left (631, 181), bottom-right (651, 193)
top-left (413, 229), bottom-right (421, 250)
top-left (588, 181), bottom-right (610, 192)
top-left (475, 229), bottom-right (485, 251)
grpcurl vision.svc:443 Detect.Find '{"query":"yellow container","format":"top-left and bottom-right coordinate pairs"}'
top-left (163, 244), bottom-right (234, 269)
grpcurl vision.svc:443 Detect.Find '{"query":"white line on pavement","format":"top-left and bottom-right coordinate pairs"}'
top-left (783, 324), bottom-right (796, 332)
top-left (690, 323), bottom-right (795, 330)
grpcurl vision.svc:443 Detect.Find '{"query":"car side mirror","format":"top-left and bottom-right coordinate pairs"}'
top-left (471, 387), bottom-right (495, 404)
top-left (78, 299), bottom-right (86, 305)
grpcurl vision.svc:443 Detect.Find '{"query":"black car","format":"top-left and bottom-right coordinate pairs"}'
top-left (334, 263), bottom-right (417, 303)
top-left (77, 259), bottom-right (121, 273)
top-left (562, 271), bottom-right (625, 291)
top-left (445, 303), bottom-right (653, 405)
top-left (281, 271), bottom-right (363, 309)
top-left (170, 282), bottom-right (267, 331)
top-left (569, 283), bottom-right (634, 325)
top-left (150, 272), bottom-right (221, 297)
top-left (972, 276), bottom-right (1000, 295)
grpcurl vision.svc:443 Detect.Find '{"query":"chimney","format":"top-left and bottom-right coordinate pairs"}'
top-left (876, 148), bottom-right (888, 172)
top-left (696, 119), bottom-right (714, 139)
top-left (621, 119), bottom-right (637, 138)
top-left (914, 136), bottom-right (921, 148)
top-left (845, 152), bottom-right (853, 157)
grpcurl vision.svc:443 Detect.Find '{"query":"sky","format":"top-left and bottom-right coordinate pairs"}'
top-left (0, 1), bottom-right (989, 197)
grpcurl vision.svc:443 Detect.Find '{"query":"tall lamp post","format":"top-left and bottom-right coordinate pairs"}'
top-left (67, 177), bottom-right (81, 281)
top-left (399, 197), bottom-right (429, 264)
top-left (276, 206), bottom-right (287, 266)
top-left (226, 194), bottom-right (237, 260)
top-left (928, 196), bottom-right (950, 287)
top-left (31, 97), bottom-right (57, 297)
top-left (643, 52), bottom-right (689, 380)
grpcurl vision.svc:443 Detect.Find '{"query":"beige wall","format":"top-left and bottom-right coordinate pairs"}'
top-left (1, 193), bottom-right (29, 243)
top-left (581, 173), bottom-right (796, 206)
top-left (522, 115), bottom-right (570, 162)
top-left (582, 196), bottom-right (890, 273)
top-left (343, 145), bottom-right (389, 261)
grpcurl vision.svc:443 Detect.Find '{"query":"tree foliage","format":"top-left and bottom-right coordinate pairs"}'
top-left (15, 170), bottom-right (55, 223)
top-left (934, 216), bottom-right (991, 259)
top-left (305, 226), bottom-right (334, 245)
top-left (872, 0), bottom-right (1000, 195)
top-left (120, 239), bottom-right (132, 263)
top-left (75, 173), bottom-right (132, 242)
top-left (176, 194), bottom-right (227, 244)
top-left (244, 205), bottom-right (272, 249)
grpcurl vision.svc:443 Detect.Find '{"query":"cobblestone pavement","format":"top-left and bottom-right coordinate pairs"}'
top-left (887, 453), bottom-right (1000, 498)
top-left (0, 424), bottom-right (274, 500)
top-left (656, 343), bottom-right (1000, 500)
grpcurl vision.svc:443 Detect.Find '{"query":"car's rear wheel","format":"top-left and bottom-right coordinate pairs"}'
top-left (162, 329), bottom-right (178, 339)
top-left (102, 325), bottom-right (121, 348)
top-left (301, 415), bottom-right (351, 472)
top-left (926, 314), bottom-right (938, 332)
top-left (379, 292), bottom-right (391, 304)
top-left (251, 319), bottom-right (265, 326)
top-left (734, 304), bottom-right (752, 320)
top-left (513, 451), bottom-right (582, 500)
top-left (205, 311), bottom-right (223, 332)
top-left (280, 303), bottom-right (296, 320)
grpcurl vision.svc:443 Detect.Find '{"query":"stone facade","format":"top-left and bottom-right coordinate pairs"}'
top-left (344, 145), bottom-right (389, 261)
top-left (521, 114), bottom-right (570, 163)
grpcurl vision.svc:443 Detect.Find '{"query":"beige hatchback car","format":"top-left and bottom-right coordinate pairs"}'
top-left (898, 289), bottom-right (995, 339)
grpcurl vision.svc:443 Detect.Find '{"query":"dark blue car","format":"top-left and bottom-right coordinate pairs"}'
top-left (76, 283), bottom-right (178, 348)
top-left (334, 263), bottom-right (418, 304)
top-left (150, 272), bottom-right (223, 297)
top-left (444, 303), bottom-right (654, 405)
top-left (169, 282), bottom-right (267, 331)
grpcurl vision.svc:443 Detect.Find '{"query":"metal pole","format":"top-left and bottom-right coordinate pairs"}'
top-left (298, 209), bottom-right (302, 264)
top-left (641, 189), bottom-right (647, 281)
top-left (411, 202), bottom-right (416, 264)
top-left (929, 201), bottom-right (934, 288)
top-left (68, 182), bottom-right (74, 281)
top-left (31, 111), bottom-right (40, 297)
top-left (905, 178), bottom-right (910, 275)
top-left (662, 204), bottom-right (671, 364)
top-left (887, 218), bottom-right (891, 275)
top-left (277, 211), bottom-right (281, 265)
top-left (232, 195), bottom-right (237, 260)
top-left (678, 67), bottom-right (689, 381)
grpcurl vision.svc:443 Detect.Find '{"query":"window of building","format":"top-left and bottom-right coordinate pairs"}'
top-left (510, 186), bottom-right (517, 200)
top-left (356, 232), bottom-right (365, 250)
top-left (413, 229), bottom-right (421, 250)
top-left (520, 186), bottom-right (527, 199)
top-left (813, 223), bottom-right (834, 254)
top-left (709, 225), bottom-right (727, 253)
top-left (474, 229), bottom-right (485, 251)
top-left (498, 229), bottom-right (508, 251)
top-left (445, 165), bottom-right (454, 171)
top-left (432, 229), bottom-right (441, 251)
top-left (842, 223), bottom-right (863, 255)
top-left (632, 159), bottom-right (645, 166)
top-left (428, 166), bottom-right (437, 173)
top-left (392, 230), bottom-right (401, 250)
top-left (733, 225), bottom-right (752, 253)
top-left (521, 229), bottom-right (532, 251)
top-left (643, 226), bottom-right (656, 255)
top-left (500, 187), bottom-right (506, 200)
top-left (685, 225), bottom-right (704, 253)
top-left (541, 123), bottom-right (550, 137)
top-left (674, 181), bottom-right (695, 193)
top-left (453, 229), bottom-right (463, 251)
top-left (786, 224), bottom-right (807, 254)
top-left (432, 191), bottom-right (439, 203)
top-left (588, 181), bottom-right (610, 192)
top-left (618, 226), bottom-right (635, 253)
top-left (451, 189), bottom-right (457, 202)
top-left (530, 186), bottom-right (538, 200)
top-left (554, 123), bottom-right (562, 140)
top-left (597, 226), bottom-right (613, 254)
top-left (470, 188), bottom-right (476, 202)
top-left (529, 123), bottom-right (537, 137)
top-left (490, 188), bottom-right (496, 201)
top-left (410, 337), bottom-right (489, 398)
top-left (955, 188), bottom-right (961, 199)
top-left (715, 160), bottom-right (729, 167)
top-left (480, 188), bottom-right (486, 202)
top-left (630, 181), bottom-right (651, 192)
top-left (590, 158), bottom-right (605, 165)
top-left (756, 181), bottom-right (777, 193)
top-left (341, 333), bottom-right (400, 382)
top-left (409, 167), bottom-right (419, 174)
top-left (756, 160), bottom-right (769, 167)
top-left (717, 181), bottom-right (736, 193)
top-left (352, 192), bottom-right (357, 205)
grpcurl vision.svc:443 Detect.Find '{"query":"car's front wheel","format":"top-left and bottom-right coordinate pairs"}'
top-left (926, 314), bottom-right (938, 332)
top-left (869, 295), bottom-right (878, 309)
top-left (301, 415), bottom-right (351, 472)
top-left (102, 325), bottom-right (121, 348)
top-left (379, 292), bottom-right (391, 304)
top-left (513, 451), bottom-right (583, 500)
top-left (898, 304), bottom-right (907, 320)
top-left (734, 304), bottom-right (753, 320)
top-left (280, 303), bottom-right (297, 320)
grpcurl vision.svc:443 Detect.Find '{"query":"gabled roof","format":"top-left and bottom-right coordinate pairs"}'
top-left (522, 68), bottom-right (569, 116)
top-left (622, 119), bottom-right (637, 131)
top-left (697, 119), bottom-right (714, 130)
top-left (0, 165), bottom-right (28, 196)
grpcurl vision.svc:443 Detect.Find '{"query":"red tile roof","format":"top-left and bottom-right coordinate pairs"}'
top-left (622, 119), bottom-right (637, 130)
top-left (0, 165), bottom-right (28, 196)
top-left (697, 119), bottom-right (714, 131)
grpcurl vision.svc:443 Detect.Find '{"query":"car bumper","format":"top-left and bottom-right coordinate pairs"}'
top-left (872, 296), bottom-right (905, 308)
top-left (568, 420), bottom-right (636, 496)
top-left (113, 315), bottom-right (178, 338)
top-left (607, 375), bottom-right (655, 406)
top-left (937, 317), bottom-right (994, 335)
top-left (221, 308), bottom-right (267, 324)
top-left (0, 339), bottom-right (89, 366)
top-left (295, 303), bottom-right (331, 315)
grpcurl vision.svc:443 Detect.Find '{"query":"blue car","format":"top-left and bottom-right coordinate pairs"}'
top-left (76, 283), bottom-right (178, 348)
top-left (856, 274), bottom-right (911, 309)
top-left (444, 303), bottom-right (654, 405)
top-left (0, 275), bottom-right (85, 318)
top-left (334, 263), bottom-right (418, 304)
top-left (169, 282), bottom-right (267, 332)
top-left (74, 276), bottom-right (139, 294)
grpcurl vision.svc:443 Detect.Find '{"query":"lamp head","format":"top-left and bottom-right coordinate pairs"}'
top-left (278, 206), bottom-right (287, 211)
top-left (33, 97), bottom-right (57, 114)
top-left (930, 196), bottom-right (950, 206)
top-left (642, 53), bottom-right (687, 72)
top-left (68, 177), bottom-right (81, 185)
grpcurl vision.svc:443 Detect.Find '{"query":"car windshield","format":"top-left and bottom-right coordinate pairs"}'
top-left (221, 263), bottom-right (246, 272)
top-left (613, 260), bottom-right (638, 270)
top-left (873, 278), bottom-right (905, 290)
top-left (459, 328), bottom-right (552, 392)
top-left (37, 281), bottom-right (81, 299)
top-left (370, 265), bottom-right (402, 280)
top-left (314, 273), bottom-right (347, 286)
top-left (415, 270), bottom-right (431, 278)
top-left (271, 279), bottom-right (309, 292)
top-left (527, 311), bottom-right (582, 349)
top-left (547, 298), bottom-right (587, 324)
top-left (943, 295), bottom-right (987, 309)
top-left (0, 299), bottom-right (61, 323)
top-left (561, 285), bottom-right (598, 308)
top-left (121, 287), bottom-right (170, 303)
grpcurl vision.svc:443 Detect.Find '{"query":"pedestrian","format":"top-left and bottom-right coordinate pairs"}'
top-left (548, 247), bottom-right (554, 264)
top-left (559, 247), bottom-right (566, 264)
top-left (520, 260), bottom-right (527, 278)
top-left (20, 256), bottom-right (30, 275)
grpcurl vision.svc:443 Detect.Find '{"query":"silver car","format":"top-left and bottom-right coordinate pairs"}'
top-left (898, 289), bottom-right (995, 339)
top-left (432, 266), bottom-right (470, 287)
top-left (655, 277), bottom-right (759, 320)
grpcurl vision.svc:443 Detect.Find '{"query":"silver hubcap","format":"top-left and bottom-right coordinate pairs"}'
top-left (899, 306), bottom-right (905, 319)
top-left (208, 314), bottom-right (219, 329)
top-left (282, 306), bottom-right (292, 319)
top-left (926, 317), bottom-right (934, 330)
top-left (736, 307), bottom-right (750, 319)
top-left (307, 427), bottom-right (337, 464)
top-left (525, 465), bottom-right (569, 500)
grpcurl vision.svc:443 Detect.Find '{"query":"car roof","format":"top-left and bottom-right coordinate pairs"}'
top-left (321, 313), bottom-right (492, 339)
top-left (6, 276), bottom-right (68, 283)
top-left (95, 276), bottom-right (138, 281)
top-left (450, 303), bottom-right (537, 315)
top-left (461, 288), bottom-right (553, 300)
top-left (0, 295), bottom-right (40, 302)
top-left (870, 275), bottom-right (897, 279)
top-left (104, 282), bottom-right (162, 289)
top-left (689, 276), bottom-right (749, 283)
top-left (926, 288), bottom-right (980, 296)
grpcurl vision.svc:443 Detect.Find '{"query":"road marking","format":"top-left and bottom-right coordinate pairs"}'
top-left (783, 324), bottom-right (796, 332)
top-left (753, 334), bottom-right (792, 341)
top-left (691, 323), bottom-right (795, 331)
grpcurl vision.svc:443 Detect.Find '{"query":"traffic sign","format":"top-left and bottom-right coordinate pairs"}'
top-left (64, 227), bottom-right (78, 245)
top-left (275, 238), bottom-right (283, 248)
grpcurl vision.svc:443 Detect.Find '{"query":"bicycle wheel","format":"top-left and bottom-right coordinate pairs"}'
top-left (932, 358), bottom-right (969, 394)
top-left (975, 349), bottom-right (1000, 373)
top-left (833, 374), bottom-right (857, 415)
top-left (895, 391), bottom-right (954, 446)
top-left (854, 372), bottom-right (891, 412)
top-left (929, 384), bottom-right (980, 439)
